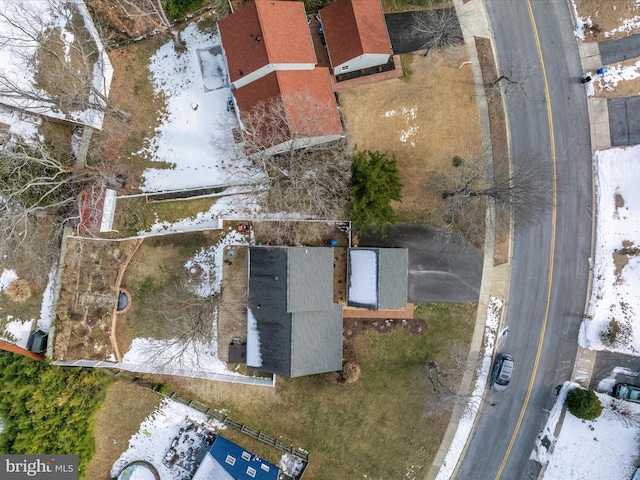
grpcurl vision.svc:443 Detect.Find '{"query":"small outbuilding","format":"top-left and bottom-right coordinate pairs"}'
top-left (27, 329), bottom-right (48, 354)
top-left (347, 248), bottom-right (408, 310)
top-left (320, 0), bottom-right (393, 76)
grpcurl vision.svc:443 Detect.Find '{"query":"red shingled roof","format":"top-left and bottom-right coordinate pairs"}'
top-left (219, 0), bottom-right (317, 86)
top-left (233, 68), bottom-right (342, 152)
top-left (320, 0), bottom-right (392, 69)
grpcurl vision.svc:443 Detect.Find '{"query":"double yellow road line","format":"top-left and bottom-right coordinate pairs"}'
top-left (494, 0), bottom-right (558, 478)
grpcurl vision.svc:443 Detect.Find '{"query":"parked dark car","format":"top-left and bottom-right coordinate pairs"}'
top-left (613, 383), bottom-right (640, 403)
top-left (490, 353), bottom-right (514, 392)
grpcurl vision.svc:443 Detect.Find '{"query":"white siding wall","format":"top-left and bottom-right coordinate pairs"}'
top-left (232, 62), bottom-right (315, 89)
top-left (251, 134), bottom-right (344, 158)
top-left (333, 53), bottom-right (390, 76)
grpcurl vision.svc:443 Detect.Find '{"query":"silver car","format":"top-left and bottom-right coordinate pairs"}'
top-left (490, 353), bottom-right (514, 392)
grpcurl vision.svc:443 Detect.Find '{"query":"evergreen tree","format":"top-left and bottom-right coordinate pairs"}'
top-left (0, 352), bottom-right (109, 477)
top-left (566, 387), bottom-right (602, 420)
top-left (349, 150), bottom-right (403, 235)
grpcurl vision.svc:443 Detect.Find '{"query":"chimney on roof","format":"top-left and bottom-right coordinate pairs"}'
top-left (256, 35), bottom-right (262, 42)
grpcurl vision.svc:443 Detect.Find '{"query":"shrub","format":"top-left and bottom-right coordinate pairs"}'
top-left (5, 279), bottom-right (32, 302)
top-left (452, 156), bottom-right (464, 168)
top-left (566, 387), bottom-right (602, 420)
top-left (600, 318), bottom-right (631, 347)
top-left (341, 361), bottom-right (361, 385)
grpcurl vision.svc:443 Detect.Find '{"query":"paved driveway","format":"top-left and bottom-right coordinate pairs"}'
top-left (599, 33), bottom-right (640, 64)
top-left (608, 97), bottom-right (640, 146)
top-left (359, 223), bottom-right (482, 304)
top-left (384, 8), bottom-right (462, 55)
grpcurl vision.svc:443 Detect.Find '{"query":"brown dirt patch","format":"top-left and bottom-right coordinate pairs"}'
top-left (338, 45), bottom-right (482, 225)
top-left (343, 317), bottom-right (428, 362)
top-left (616, 192), bottom-right (625, 210)
top-left (575, 0), bottom-right (640, 42)
top-left (613, 251), bottom-right (629, 281)
top-left (85, 380), bottom-right (162, 480)
top-left (218, 245), bottom-right (248, 362)
top-left (55, 237), bottom-right (141, 361)
top-left (475, 37), bottom-right (511, 265)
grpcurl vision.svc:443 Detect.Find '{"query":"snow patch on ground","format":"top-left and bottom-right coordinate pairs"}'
top-left (138, 24), bottom-right (254, 193)
top-left (0, 269), bottom-right (18, 291)
top-left (542, 389), bottom-right (640, 479)
top-left (435, 296), bottom-right (503, 480)
top-left (594, 60), bottom-right (640, 93)
top-left (530, 382), bottom-right (573, 465)
top-left (581, 145), bottom-right (640, 354)
top-left (570, 0), bottom-right (592, 40)
top-left (383, 106), bottom-right (419, 147)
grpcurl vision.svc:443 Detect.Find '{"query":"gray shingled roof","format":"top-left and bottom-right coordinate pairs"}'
top-left (248, 246), bottom-right (342, 377)
top-left (378, 248), bottom-right (409, 309)
top-left (290, 306), bottom-right (343, 377)
top-left (287, 247), bottom-right (334, 312)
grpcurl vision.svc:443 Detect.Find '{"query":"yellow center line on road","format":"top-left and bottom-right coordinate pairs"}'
top-left (494, 0), bottom-right (558, 478)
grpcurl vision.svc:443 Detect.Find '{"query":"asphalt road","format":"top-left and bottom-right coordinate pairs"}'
top-left (455, 1), bottom-right (593, 479)
top-left (359, 224), bottom-right (482, 304)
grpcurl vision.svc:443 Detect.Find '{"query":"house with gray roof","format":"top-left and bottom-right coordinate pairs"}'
top-left (347, 248), bottom-right (409, 310)
top-left (247, 246), bottom-right (343, 377)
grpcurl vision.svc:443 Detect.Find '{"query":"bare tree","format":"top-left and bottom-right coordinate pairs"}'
top-left (485, 57), bottom-right (537, 101)
top-left (108, 0), bottom-right (183, 48)
top-left (230, 92), bottom-right (350, 223)
top-left (0, 0), bottom-right (131, 123)
top-left (0, 138), bottom-right (117, 285)
top-left (437, 154), bottom-right (552, 241)
top-left (411, 7), bottom-right (463, 57)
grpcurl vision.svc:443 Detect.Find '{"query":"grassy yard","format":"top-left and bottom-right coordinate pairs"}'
top-left (117, 232), bottom-right (217, 351)
top-left (112, 196), bottom-right (219, 236)
top-left (338, 46), bottom-right (482, 227)
top-left (84, 380), bottom-right (162, 480)
top-left (157, 303), bottom-right (477, 479)
top-left (575, 0), bottom-right (640, 41)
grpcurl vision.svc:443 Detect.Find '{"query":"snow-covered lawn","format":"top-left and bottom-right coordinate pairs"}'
top-left (137, 23), bottom-right (254, 193)
top-left (536, 383), bottom-right (640, 479)
top-left (581, 145), bottom-right (640, 354)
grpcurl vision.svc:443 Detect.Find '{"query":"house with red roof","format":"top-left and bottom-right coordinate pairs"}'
top-left (218, 0), bottom-right (317, 90)
top-left (219, 0), bottom-right (343, 156)
top-left (233, 68), bottom-right (343, 156)
top-left (319, 0), bottom-right (393, 76)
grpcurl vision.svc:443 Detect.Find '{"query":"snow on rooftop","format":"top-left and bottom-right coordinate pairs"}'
top-left (542, 387), bottom-right (640, 479)
top-left (138, 24), bottom-right (255, 193)
top-left (435, 296), bottom-right (502, 480)
top-left (348, 249), bottom-right (378, 307)
top-left (0, 0), bottom-right (112, 129)
top-left (246, 308), bottom-right (262, 368)
top-left (581, 145), bottom-right (640, 354)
